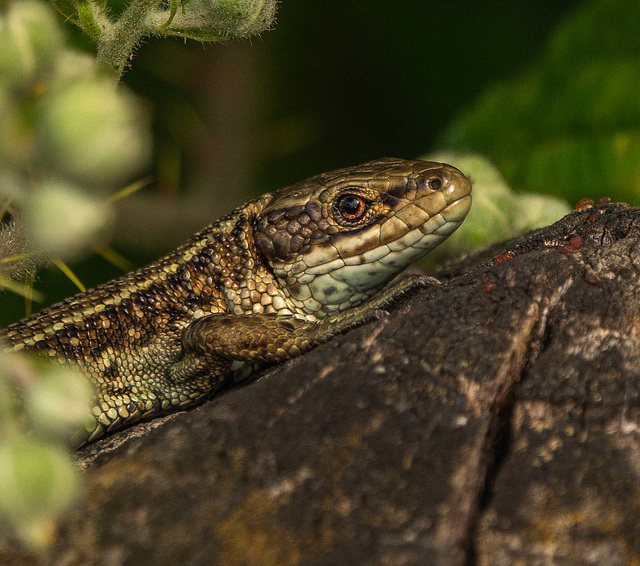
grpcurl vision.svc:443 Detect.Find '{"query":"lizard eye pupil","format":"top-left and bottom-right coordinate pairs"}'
top-left (336, 195), bottom-right (367, 221)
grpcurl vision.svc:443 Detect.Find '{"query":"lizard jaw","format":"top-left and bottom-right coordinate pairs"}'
top-left (285, 193), bottom-right (472, 316)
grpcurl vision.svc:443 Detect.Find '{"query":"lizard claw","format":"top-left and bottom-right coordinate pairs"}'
top-left (405, 274), bottom-right (441, 288)
top-left (368, 308), bottom-right (390, 320)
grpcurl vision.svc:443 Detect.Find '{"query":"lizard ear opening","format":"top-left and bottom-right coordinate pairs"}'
top-left (254, 229), bottom-right (276, 260)
top-left (253, 208), bottom-right (316, 262)
top-left (253, 193), bottom-right (344, 263)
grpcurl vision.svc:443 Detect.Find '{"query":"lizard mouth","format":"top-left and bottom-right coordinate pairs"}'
top-left (351, 193), bottom-right (472, 267)
top-left (303, 191), bottom-right (471, 282)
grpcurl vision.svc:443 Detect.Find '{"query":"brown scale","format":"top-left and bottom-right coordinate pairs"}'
top-left (0, 158), bottom-right (472, 445)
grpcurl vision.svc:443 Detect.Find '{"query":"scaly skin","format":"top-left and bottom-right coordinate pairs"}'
top-left (0, 158), bottom-right (472, 444)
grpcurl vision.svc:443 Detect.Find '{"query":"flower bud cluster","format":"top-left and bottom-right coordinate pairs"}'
top-left (0, 0), bottom-right (152, 261)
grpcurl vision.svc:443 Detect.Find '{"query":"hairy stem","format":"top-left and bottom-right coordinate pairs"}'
top-left (96, 0), bottom-right (162, 78)
top-left (48, 0), bottom-right (278, 80)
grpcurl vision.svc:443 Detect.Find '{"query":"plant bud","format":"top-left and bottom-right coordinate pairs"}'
top-left (25, 361), bottom-right (94, 444)
top-left (162, 0), bottom-right (277, 40)
top-left (36, 76), bottom-right (152, 189)
top-left (0, 439), bottom-right (80, 548)
top-left (22, 179), bottom-right (113, 260)
top-left (0, 0), bottom-right (63, 89)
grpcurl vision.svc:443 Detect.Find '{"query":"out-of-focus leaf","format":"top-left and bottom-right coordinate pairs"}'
top-left (512, 193), bottom-right (574, 235)
top-left (441, 0), bottom-right (640, 205)
top-left (0, 439), bottom-right (81, 548)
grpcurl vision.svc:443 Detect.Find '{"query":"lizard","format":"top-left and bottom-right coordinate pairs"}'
top-left (0, 158), bottom-right (472, 445)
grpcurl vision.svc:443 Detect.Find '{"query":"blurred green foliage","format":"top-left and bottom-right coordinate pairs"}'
top-left (443, 0), bottom-right (640, 204)
top-left (0, 439), bottom-right (80, 546)
top-left (0, 0), bottom-right (151, 266)
top-left (0, 352), bottom-right (91, 548)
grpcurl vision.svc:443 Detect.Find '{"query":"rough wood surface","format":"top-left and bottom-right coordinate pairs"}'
top-left (3, 202), bottom-right (639, 566)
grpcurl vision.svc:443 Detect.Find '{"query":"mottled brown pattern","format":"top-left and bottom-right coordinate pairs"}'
top-left (0, 158), bottom-right (471, 444)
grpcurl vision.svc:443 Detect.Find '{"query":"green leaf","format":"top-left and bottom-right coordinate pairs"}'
top-left (441, 0), bottom-right (640, 205)
top-left (76, 0), bottom-right (103, 38)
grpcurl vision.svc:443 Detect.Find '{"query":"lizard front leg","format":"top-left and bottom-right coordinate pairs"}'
top-left (171, 274), bottom-right (438, 375)
top-left (84, 274), bottom-right (435, 444)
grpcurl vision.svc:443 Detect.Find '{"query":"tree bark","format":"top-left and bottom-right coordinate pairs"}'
top-left (3, 202), bottom-right (640, 566)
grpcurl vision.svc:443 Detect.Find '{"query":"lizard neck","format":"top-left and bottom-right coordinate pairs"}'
top-left (165, 193), bottom-right (313, 321)
top-left (159, 193), bottom-right (290, 319)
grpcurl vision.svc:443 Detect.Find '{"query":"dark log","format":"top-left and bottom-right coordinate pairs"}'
top-left (3, 202), bottom-right (639, 566)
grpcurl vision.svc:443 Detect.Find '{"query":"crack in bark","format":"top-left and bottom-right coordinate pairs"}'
top-left (464, 276), bottom-right (575, 566)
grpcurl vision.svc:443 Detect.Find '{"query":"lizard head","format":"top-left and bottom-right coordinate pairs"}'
top-left (253, 158), bottom-right (472, 317)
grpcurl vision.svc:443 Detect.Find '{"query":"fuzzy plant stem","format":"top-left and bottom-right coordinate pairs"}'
top-left (95, 0), bottom-right (162, 78)
top-left (48, 0), bottom-right (278, 81)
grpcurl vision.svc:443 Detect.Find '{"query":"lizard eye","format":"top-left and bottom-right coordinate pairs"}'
top-left (335, 194), bottom-right (368, 222)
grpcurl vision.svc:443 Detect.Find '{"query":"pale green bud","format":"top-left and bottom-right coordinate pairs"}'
top-left (22, 179), bottom-right (113, 260)
top-left (53, 50), bottom-right (100, 83)
top-left (36, 76), bottom-right (152, 188)
top-left (25, 362), bottom-right (94, 444)
top-left (0, 0), bottom-right (63, 88)
top-left (0, 439), bottom-right (80, 548)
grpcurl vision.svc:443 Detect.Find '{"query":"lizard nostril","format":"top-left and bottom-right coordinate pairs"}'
top-left (416, 171), bottom-right (446, 192)
top-left (428, 177), bottom-right (442, 191)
